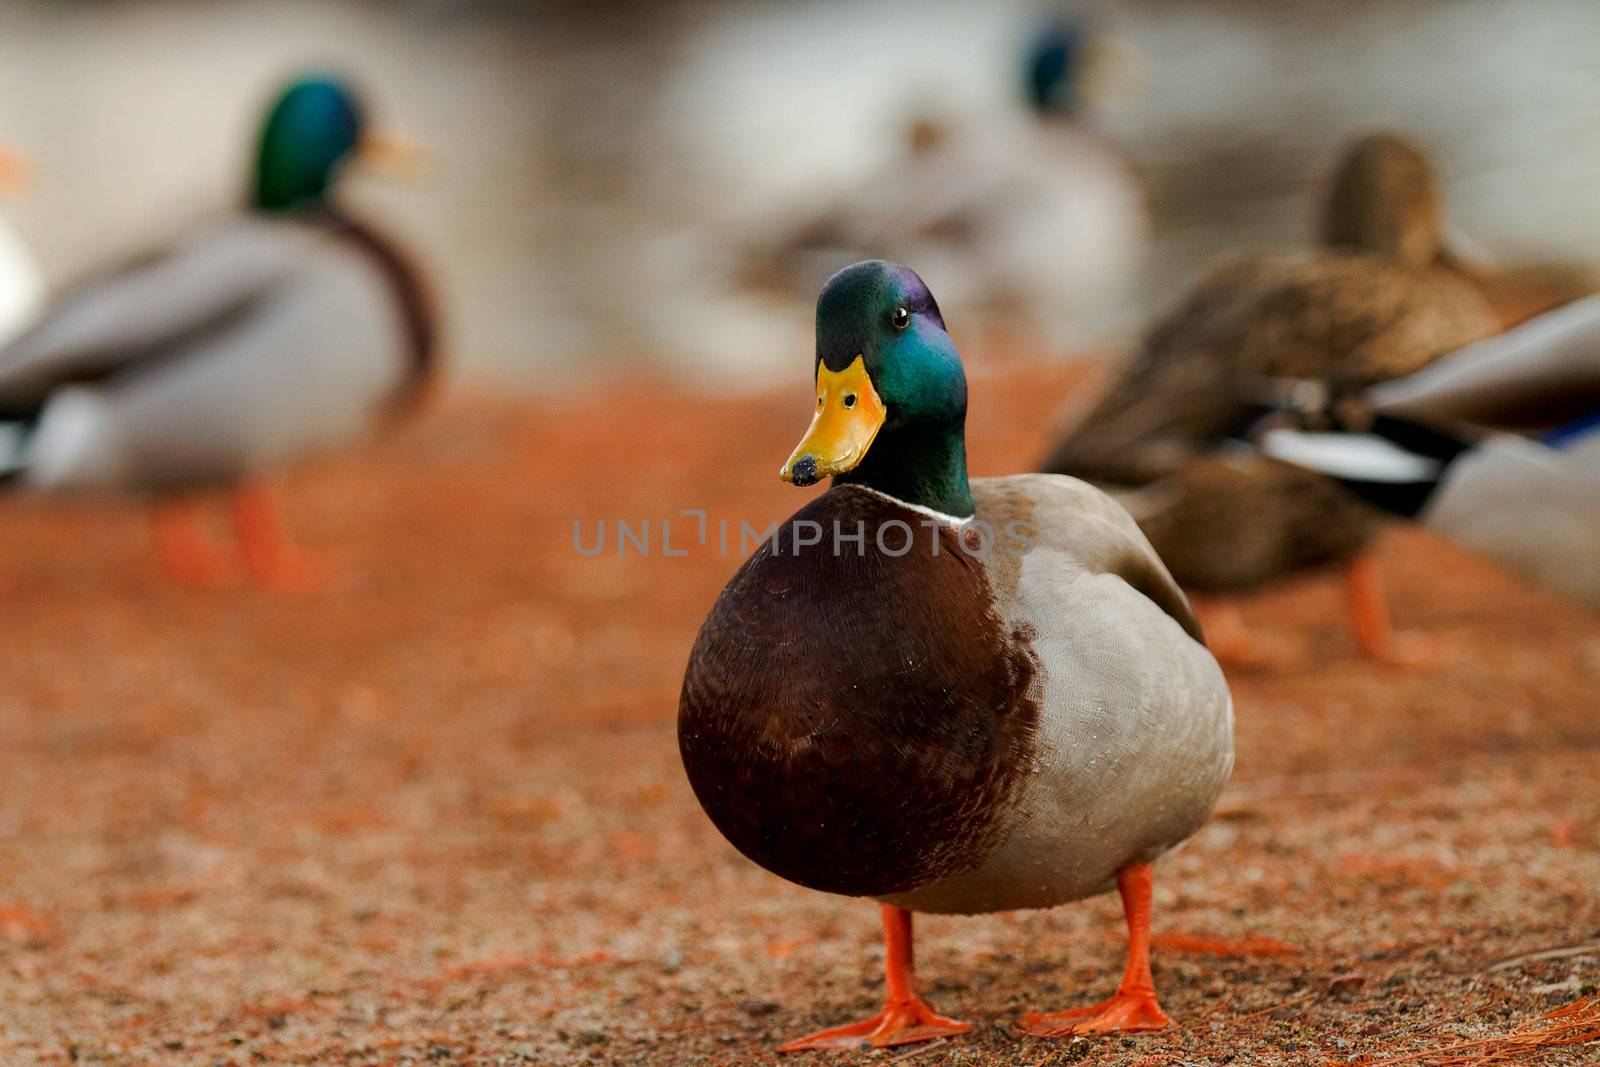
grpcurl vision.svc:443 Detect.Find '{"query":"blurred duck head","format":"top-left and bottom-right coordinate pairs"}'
top-left (254, 75), bottom-right (426, 212)
top-left (780, 260), bottom-right (973, 517)
top-left (1319, 132), bottom-right (1444, 270)
top-left (1024, 17), bottom-right (1139, 116)
top-left (0, 144), bottom-right (34, 196)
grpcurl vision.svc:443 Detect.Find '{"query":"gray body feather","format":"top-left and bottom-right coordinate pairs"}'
top-left (0, 214), bottom-right (411, 492)
top-left (884, 475), bottom-right (1234, 915)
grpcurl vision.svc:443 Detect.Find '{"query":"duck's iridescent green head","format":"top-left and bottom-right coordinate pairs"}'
top-left (1025, 20), bottom-right (1087, 115)
top-left (254, 77), bottom-right (365, 212)
top-left (781, 260), bottom-right (973, 517)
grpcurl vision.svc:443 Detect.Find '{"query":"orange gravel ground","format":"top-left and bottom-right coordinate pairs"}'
top-left (0, 362), bottom-right (1597, 1066)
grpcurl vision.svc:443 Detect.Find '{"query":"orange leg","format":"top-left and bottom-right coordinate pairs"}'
top-left (1020, 863), bottom-right (1172, 1038)
top-left (778, 904), bottom-right (971, 1053)
top-left (151, 500), bottom-right (231, 588)
top-left (1345, 555), bottom-right (1438, 666)
top-left (231, 482), bottom-right (326, 593)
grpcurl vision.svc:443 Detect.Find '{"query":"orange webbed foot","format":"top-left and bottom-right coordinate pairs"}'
top-left (230, 482), bottom-right (337, 594)
top-left (1360, 630), bottom-right (1447, 669)
top-left (152, 502), bottom-right (236, 589)
top-left (778, 996), bottom-right (972, 1052)
top-left (1193, 599), bottom-right (1307, 671)
top-left (1020, 990), bottom-right (1171, 1037)
top-left (778, 904), bottom-right (971, 1053)
top-left (1024, 864), bottom-right (1175, 1039)
top-left (1345, 554), bottom-right (1445, 668)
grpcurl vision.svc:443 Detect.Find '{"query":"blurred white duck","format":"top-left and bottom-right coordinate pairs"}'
top-left (0, 144), bottom-right (45, 345)
top-left (741, 18), bottom-right (1149, 355)
top-left (1260, 295), bottom-right (1600, 609)
top-left (0, 76), bottom-right (437, 591)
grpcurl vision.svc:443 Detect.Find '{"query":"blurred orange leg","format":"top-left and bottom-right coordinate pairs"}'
top-left (777, 904), bottom-right (971, 1053)
top-left (1021, 863), bottom-right (1172, 1038)
top-left (231, 482), bottom-right (325, 593)
top-left (152, 500), bottom-right (229, 588)
top-left (1345, 555), bottom-right (1438, 666)
top-left (1345, 555), bottom-right (1393, 659)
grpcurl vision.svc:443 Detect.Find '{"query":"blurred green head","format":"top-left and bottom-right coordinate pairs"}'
top-left (254, 76), bottom-right (365, 212)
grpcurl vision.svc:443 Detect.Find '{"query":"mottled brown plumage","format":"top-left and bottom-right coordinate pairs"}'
top-left (1042, 134), bottom-right (1501, 592)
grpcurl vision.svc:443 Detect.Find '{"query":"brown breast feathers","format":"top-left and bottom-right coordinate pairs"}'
top-left (678, 486), bottom-right (1040, 899)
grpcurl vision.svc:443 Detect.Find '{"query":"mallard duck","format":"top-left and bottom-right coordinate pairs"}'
top-left (1042, 132), bottom-right (1501, 665)
top-left (739, 19), bottom-right (1148, 354)
top-left (0, 76), bottom-right (436, 590)
top-left (0, 144), bottom-right (45, 345)
top-left (679, 260), bottom-right (1233, 1051)
top-left (1260, 294), bottom-right (1600, 609)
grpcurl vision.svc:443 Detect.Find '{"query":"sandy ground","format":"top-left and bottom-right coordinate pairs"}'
top-left (0, 363), bottom-right (1597, 1066)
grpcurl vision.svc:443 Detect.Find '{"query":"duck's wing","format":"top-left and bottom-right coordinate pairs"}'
top-left (1217, 253), bottom-right (1498, 387)
top-left (975, 472), bottom-right (1204, 644)
top-left (1367, 294), bottom-right (1600, 432)
top-left (1040, 259), bottom-right (1294, 485)
top-left (1046, 253), bottom-right (1500, 483)
top-left (0, 217), bottom-right (312, 417)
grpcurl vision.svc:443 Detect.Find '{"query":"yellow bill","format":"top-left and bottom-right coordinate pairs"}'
top-left (357, 130), bottom-right (432, 179)
top-left (780, 355), bottom-right (886, 486)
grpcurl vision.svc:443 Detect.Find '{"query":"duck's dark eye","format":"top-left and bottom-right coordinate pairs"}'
top-left (890, 305), bottom-right (911, 330)
top-left (843, 393), bottom-right (857, 409)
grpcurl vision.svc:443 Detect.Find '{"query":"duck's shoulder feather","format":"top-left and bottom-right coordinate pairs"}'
top-left (971, 473), bottom-right (1203, 644)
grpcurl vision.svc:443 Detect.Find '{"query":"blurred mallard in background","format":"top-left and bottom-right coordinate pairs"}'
top-left (739, 18), bottom-right (1149, 357)
top-left (1042, 131), bottom-right (1505, 666)
top-left (0, 144), bottom-right (45, 346)
top-left (0, 76), bottom-right (436, 591)
top-left (1260, 294), bottom-right (1600, 609)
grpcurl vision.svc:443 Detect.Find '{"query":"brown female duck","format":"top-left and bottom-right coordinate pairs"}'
top-left (1042, 132), bottom-right (1502, 664)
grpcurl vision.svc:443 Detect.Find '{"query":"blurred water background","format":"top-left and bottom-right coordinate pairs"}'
top-left (1, 0), bottom-right (1597, 387)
